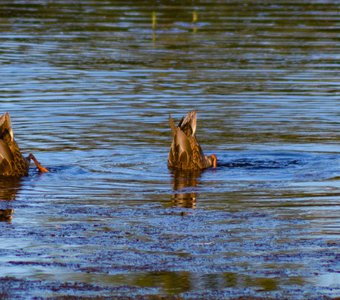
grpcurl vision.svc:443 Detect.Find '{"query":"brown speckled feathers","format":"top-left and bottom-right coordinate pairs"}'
top-left (168, 111), bottom-right (217, 170)
top-left (0, 113), bottom-right (30, 176)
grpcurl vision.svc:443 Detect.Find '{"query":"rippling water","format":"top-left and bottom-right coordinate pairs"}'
top-left (0, 1), bottom-right (339, 299)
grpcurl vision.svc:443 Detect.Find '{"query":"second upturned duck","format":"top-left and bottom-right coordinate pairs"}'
top-left (168, 111), bottom-right (217, 170)
top-left (0, 112), bottom-right (48, 177)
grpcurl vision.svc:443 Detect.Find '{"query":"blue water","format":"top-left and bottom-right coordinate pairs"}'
top-left (0, 1), bottom-right (339, 299)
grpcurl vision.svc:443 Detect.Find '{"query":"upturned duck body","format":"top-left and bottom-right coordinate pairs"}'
top-left (168, 111), bottom-right (217, 170)
top-left (0, 112), bottom-right (48, 177)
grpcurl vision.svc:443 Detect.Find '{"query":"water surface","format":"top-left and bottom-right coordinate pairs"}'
top-left (0, 1), bottom-right (339, 299)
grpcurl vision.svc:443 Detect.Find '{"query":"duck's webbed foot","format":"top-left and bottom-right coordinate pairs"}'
top-left (28, 154), bottom-right (49, 173)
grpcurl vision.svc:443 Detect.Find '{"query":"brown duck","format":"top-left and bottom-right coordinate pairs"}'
top-left (168, 111), bottom-right (217, 170)
top-left (0, 112), bottom-right (48, 176)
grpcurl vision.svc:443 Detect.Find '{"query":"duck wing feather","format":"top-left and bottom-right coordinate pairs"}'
top-left (168, 127), bottom-right (193, 169)
top-left (0, 140), bottom-right (14, 175)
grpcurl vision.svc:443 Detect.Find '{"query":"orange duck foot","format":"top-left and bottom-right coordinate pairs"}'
top-left (28, 153), bottom-right (49, 173)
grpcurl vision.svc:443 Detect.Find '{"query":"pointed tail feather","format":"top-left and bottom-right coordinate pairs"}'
top-left (169, 114), bottom-right (176, 136)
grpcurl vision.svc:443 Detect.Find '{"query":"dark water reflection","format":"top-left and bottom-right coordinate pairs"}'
top-left (0, 177), bottom-right (22, 201)
top-left (170, 169), bottom-right (202, 208)
top-left (0, 1), bottom-right (339, 299)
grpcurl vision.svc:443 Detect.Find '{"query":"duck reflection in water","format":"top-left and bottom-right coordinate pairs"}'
top-left (170, 169), bottom-right (202, 208)
top-left (0, 177), bottom-right (22, 222)
top-left (0, 208), bottom-right (14, 222)
top-left (0, 176), bottom-right (22, 201)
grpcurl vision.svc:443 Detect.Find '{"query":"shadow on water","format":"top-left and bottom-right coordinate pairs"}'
top-left (218, 157), bottom-right (301, 170)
